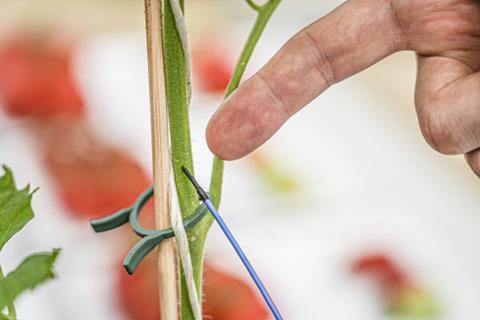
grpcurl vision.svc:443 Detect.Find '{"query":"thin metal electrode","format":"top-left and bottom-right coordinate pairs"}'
top-left (181, 166), bottom-right (283, 320)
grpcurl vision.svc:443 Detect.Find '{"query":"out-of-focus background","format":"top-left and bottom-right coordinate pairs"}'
top-left (1, 0), bottom-right (480, 319)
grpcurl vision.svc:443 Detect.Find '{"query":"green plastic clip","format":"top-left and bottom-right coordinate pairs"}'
top-left (90, 186), bottom-right (207, 274)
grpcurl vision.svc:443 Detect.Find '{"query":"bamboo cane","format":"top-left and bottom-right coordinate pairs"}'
top-left (144, 0), bottom-right (178, 319)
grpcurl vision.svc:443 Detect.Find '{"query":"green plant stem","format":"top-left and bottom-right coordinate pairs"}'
top-left (245, 0), bottom-right (261, 11)
top-left (0, 267), bottom-right (16, 320)
top-left (163, 1), bottom-right (200, 319)
top-left (163, 1), bottom-right (281, 319)
top-left (189, 1), bottom-right (281, 318)
top-left (163, 0), bottom-right (197, 219)
top-left (209, 0), bottom-right (281, 208)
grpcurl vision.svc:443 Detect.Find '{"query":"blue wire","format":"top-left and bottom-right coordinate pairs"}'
top-left (204, 198), bottom-right (283, 320)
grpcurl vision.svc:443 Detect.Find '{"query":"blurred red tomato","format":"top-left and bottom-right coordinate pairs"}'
top-left (118, 254), bottom-right (160, 320)
top-left (193, 42), bottom-right (233, 94)
top-left (352, 253), bottom-right (439, 316)
top-left (118, 256), bottom-right (269, 320)
top-left (38, 119), bottom-right (150, 219)
top-left (202, 263), bottom-right (269, 320)
top-left (352, 253), bottom-right (410, 292)
top-left (0, 35), bottom-right (84, 117)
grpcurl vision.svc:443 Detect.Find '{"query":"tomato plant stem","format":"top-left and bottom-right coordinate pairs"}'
top-left (162, 1), bottom-right (281, 318)
top-left (209, 0), bottom-right (282, 208)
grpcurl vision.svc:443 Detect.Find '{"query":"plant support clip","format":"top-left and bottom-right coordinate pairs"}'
top-left (89, 186), bottom-right (207, 274)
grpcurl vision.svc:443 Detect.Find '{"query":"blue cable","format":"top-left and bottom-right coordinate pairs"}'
top-left (182, 167), bottom-right (282, 320)
top-left (204, 198), bottom-right (282, 319)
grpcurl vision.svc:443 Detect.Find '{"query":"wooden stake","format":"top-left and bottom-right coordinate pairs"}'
top-left (144, 0), bottom-right (178, 319)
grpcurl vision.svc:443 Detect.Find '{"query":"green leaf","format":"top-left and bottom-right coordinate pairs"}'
top-left (0, 311), bottom-right (15, 320)
top-left (0, 267), bottom-right (16, 320)
top-left (0, 166), bottom-right (34, 251)
top-left (0, 249), bottom-right (60, 310)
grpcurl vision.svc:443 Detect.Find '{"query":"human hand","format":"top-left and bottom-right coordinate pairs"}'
top-left (206, 0), bottom-right (480, 176)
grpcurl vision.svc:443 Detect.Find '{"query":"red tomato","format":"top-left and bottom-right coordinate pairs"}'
top-left (38, 119), bottom-right (151, 219)
top-left (193, 42), bottom-right (233, 94)
top-left (203, 263), bottom-right (269, 320)
top-left (352, 253), bottom-right (410, 291)
top-left (0, 35), bottom-right (85, 117)
top-left (118, 254), bottom-right (160, 320)
top-left (118, 255), bottom-right (269, 320)
top-left (352, 253), bottom-right (438, 316)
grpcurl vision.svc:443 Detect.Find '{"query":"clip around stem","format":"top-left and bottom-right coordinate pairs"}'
top-left (90, 186), bottom-right (208, 274)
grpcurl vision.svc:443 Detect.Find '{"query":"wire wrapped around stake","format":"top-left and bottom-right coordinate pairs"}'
top-left (90, 186), bottom-right (208, 274)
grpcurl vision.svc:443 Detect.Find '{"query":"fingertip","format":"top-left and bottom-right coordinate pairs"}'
top-left (205, 116), bottom-right (220, 156)
top-left (206, 74), bottom-right (290, 161)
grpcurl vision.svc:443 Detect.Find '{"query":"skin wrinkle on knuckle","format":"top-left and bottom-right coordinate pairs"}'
top-left (383, 0), bottom-right (408, 49)
top-left (401, 1), bottom-right (480, 56)
top-left (300, 30), bottom-right (337, 87)
top-left (419, 100), bottom-right (468, 155)
top-left (256, 72), bottom-right (291, 120)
